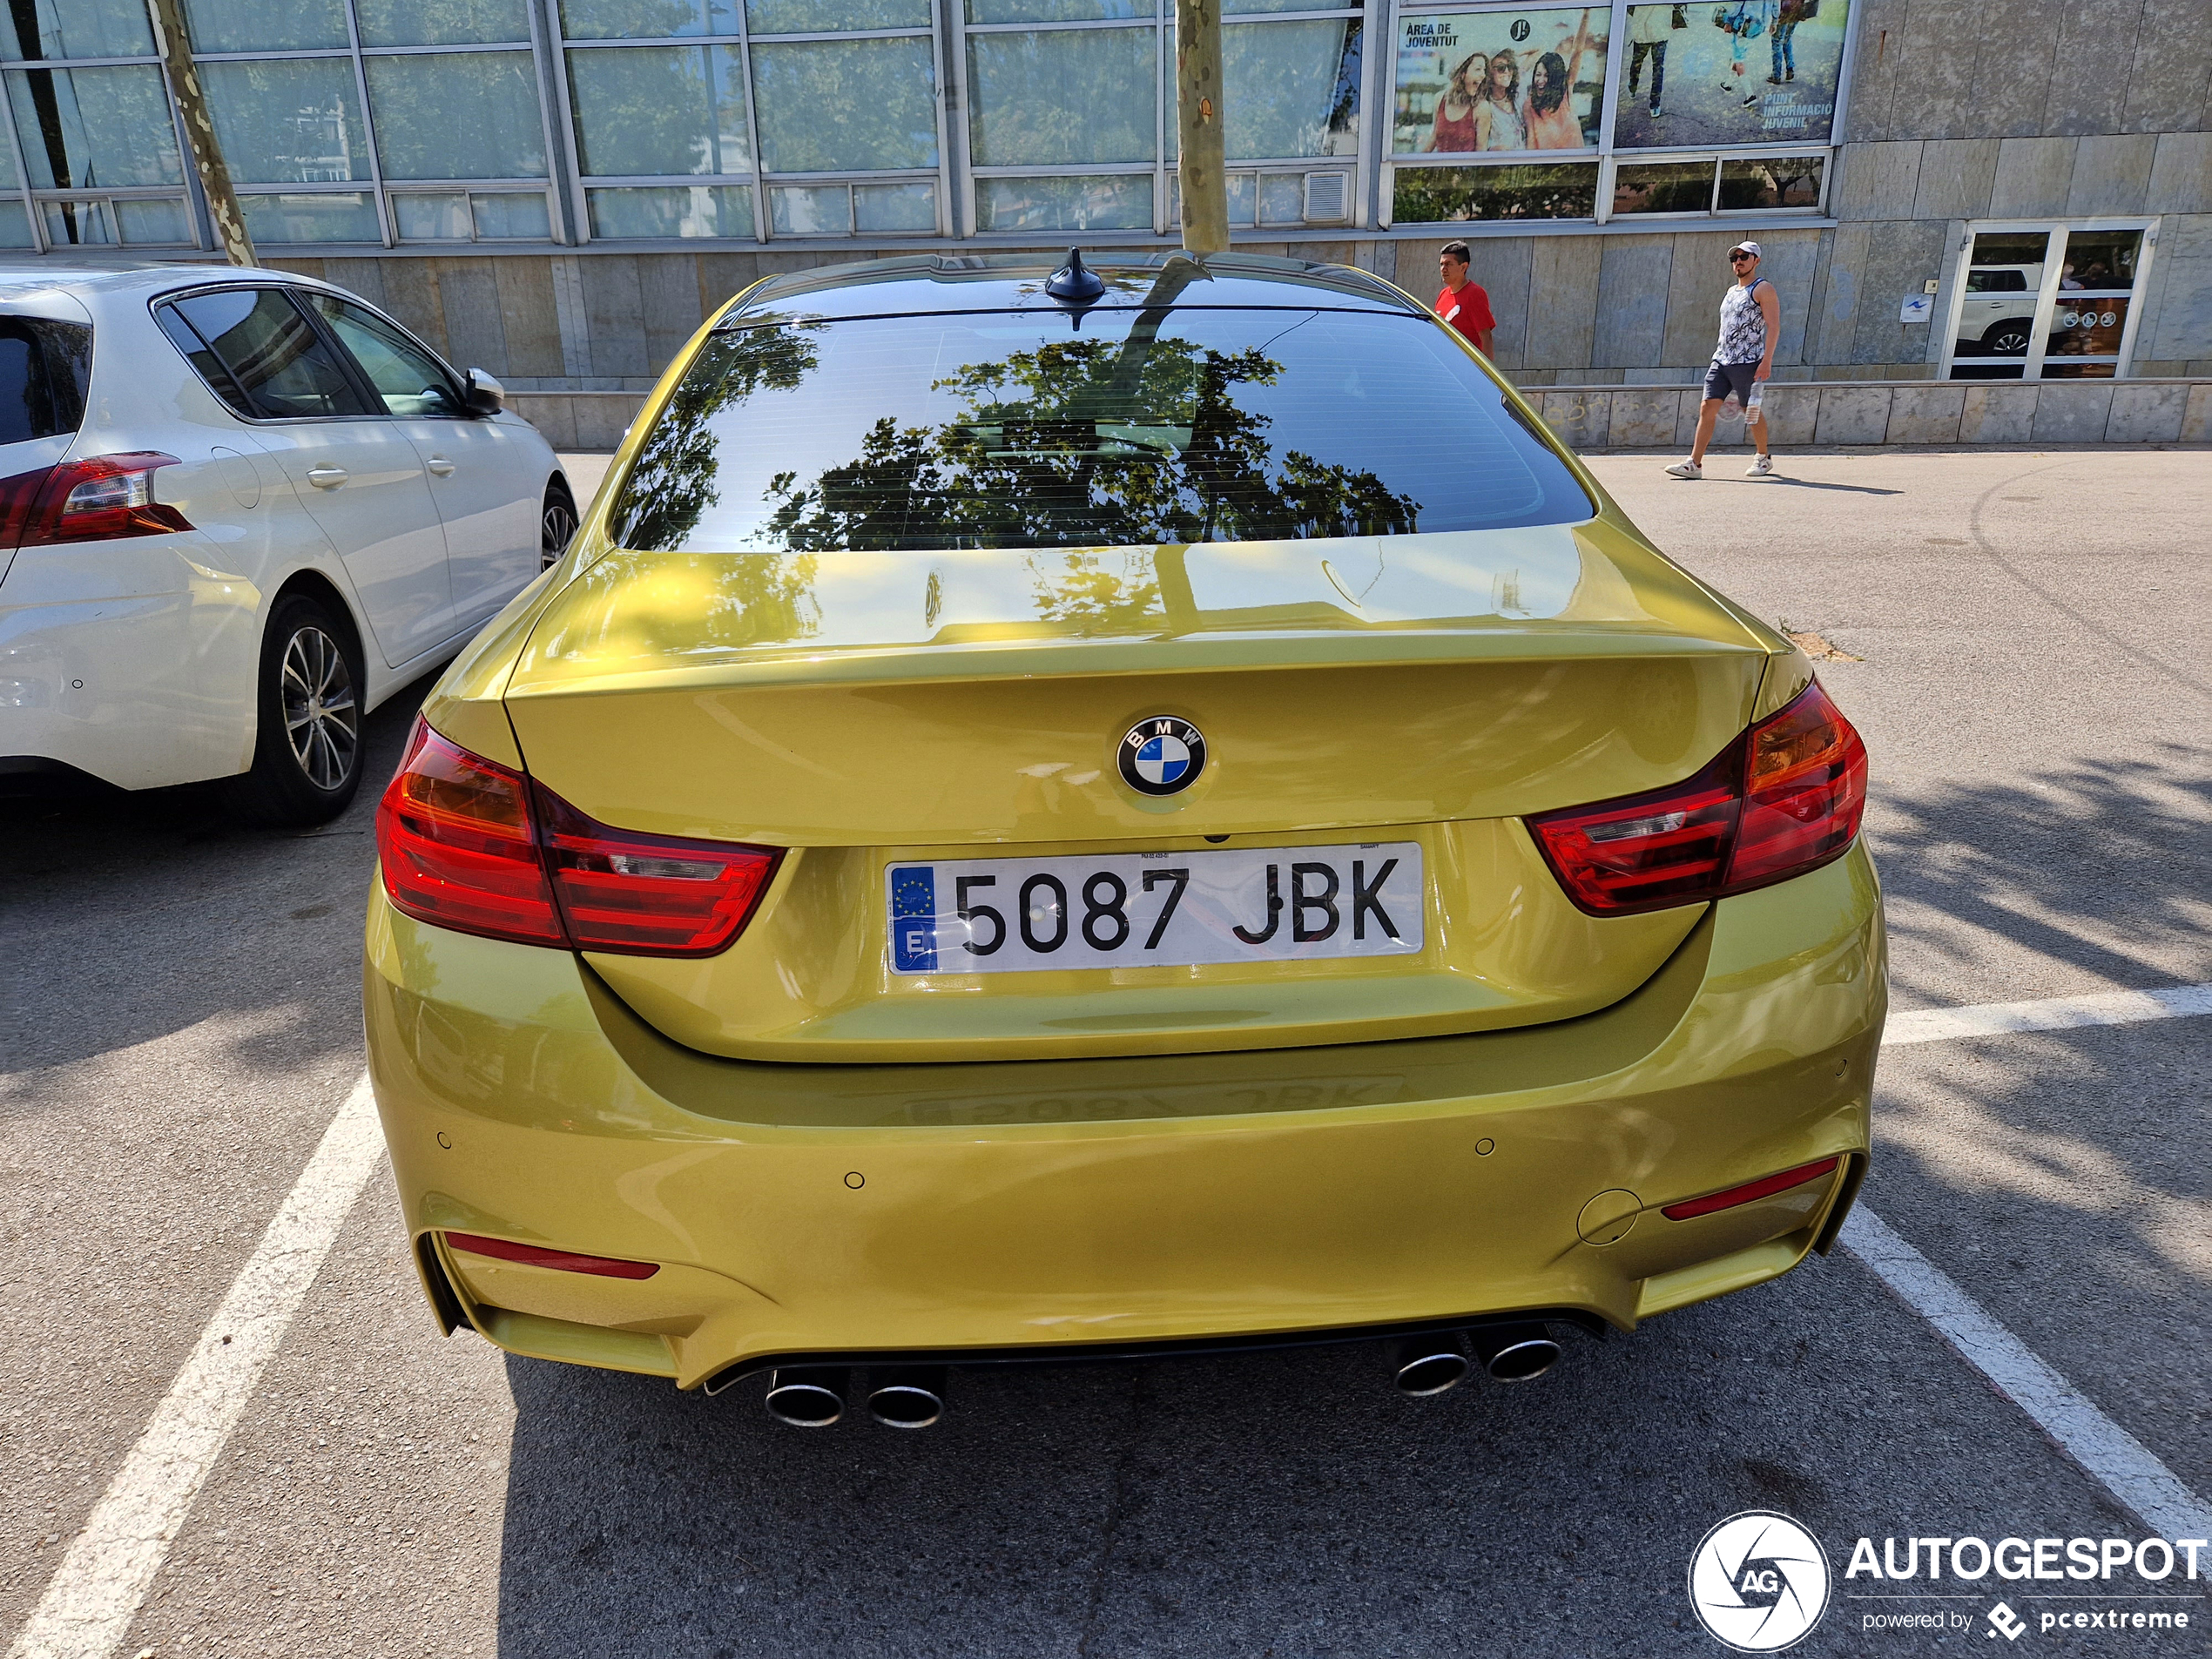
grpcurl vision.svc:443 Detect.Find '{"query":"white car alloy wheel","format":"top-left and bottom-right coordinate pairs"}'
top-left (280, 623), bottom-right (360, 792)
top-left (541, 481), bottom-right (578, 570)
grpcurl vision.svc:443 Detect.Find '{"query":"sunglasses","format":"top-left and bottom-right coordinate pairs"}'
top-left (1730, 253), bottom-right (1757, 262)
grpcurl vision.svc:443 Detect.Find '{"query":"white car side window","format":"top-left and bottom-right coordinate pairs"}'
top-left (308, 296), bottom-right (462, 420)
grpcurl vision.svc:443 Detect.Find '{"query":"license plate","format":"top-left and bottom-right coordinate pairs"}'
top-left (886, 842), bottom-right (1423, 975)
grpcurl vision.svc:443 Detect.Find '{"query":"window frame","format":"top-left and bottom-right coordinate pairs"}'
top-left (1936, 217), bottom-right (2160, 385)
top-left (152, 280), bottom-right (479, 422)
top-left (1377, 0), bottom-right (1858, 231)
top-left (551, 6), bottom-right (955, 245)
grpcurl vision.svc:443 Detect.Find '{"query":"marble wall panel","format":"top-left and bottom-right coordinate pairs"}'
top-left (1911, 140), bottom-right (1999, 221)
top-left (2182, 383), bottom-right (2212, 441)
top-left (431, 258), bottom-right (507, 378)
top-left (2102, 382), bottom-right (2188, 441)
top-left (1525, 238), bottom-right (1602, 369)
top-left (579, 254), bottom-right (650, 379)
top-left (2121, 0), bottom-right (2212, 133)
top-left (1812, 385), bottom-right (1892, 443)
top-left (1593, 237), bottom-right (1673, 368)
top-left (1959, 384), bottom-right (2036, 442)
top-left (1886, 0), bottom-right (1981, 140)
top-left (2066, 134), bottom-right (2158, 215)
top-left (2027, 381), bottom-right (2114, 441)
top-left (637, 255), bottom-right (705, 374)
top-left (1833, 141), bottom-right (1923, 220)
top-left (1885, 383), bottom-right (1966, 441)
top-left (1539, 388), bottom-right (1609, 449)
top-left (493, 259), bottom-right (565, 380)
top-left (1963, 0), bottom-right (2055, 138)
top-left (1605, 387), bottom-right (1683, 447)
top-left (2146, 132), bottom-right (2212, 215)
top-left (2043, 0), bottom-right (2142, 137)
top-left (1988, 137), bottom-right (2077, 216)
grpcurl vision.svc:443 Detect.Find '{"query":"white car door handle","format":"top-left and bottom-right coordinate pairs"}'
top-left (426, 455), bottom-right (456, 476)
top-left (306, 465), bottom-right (349, 489)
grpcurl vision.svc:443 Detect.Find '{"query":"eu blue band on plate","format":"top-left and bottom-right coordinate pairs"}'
top-left (890, 865), bottom-right (937, 973)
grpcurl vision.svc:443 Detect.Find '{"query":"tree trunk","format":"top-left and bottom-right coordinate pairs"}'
top-left (146, 0), bottom-right (257, 266)
top-left (1174, 0), bottom-right (1227, 256)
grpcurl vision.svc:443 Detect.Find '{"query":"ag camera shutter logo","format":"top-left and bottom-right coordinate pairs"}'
top-left (1688, 1511), bottom-right (1832, 1652)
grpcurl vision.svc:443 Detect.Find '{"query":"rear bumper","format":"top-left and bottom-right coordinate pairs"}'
top-left (365, 842), bottom-right (1885, 1391)
top-left (0, 536), bottom-right (253, 789)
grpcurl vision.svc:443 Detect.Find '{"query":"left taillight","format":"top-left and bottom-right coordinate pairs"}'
top-left (1528, 678), bottom-right (1868, 916)
top-left (0, 452), bottom-right (192, 550)
top-left (375, 718), bottom-right (781, 955)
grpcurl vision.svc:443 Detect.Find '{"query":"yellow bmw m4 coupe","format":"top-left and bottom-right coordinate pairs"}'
top-left (365, 251), bottom-right (1882, 1426)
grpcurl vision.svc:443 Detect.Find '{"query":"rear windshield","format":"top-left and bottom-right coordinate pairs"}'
top-left (608, 307), bottom-right (1591, 552)
top-left (0, 315), bottom-right (91, 445)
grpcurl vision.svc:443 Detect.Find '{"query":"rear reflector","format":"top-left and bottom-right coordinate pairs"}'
top-left (1661, 1157), bottom-right (1841, 1221)
top-left (1528, 679), bottom-right (1868, 915)
top-left (444, 1231), bottom-right (660, 1279)
top-left (375, 717), bottom-right (781, 955)
top-left (0, 452), bottom-right (191, 550)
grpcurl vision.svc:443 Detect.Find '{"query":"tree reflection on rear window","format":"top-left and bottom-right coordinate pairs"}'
top-left (607, 307), bottom-right (1592, 552)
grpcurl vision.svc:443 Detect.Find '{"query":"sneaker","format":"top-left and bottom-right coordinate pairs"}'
top-left (1786, 66), bottom-right (1795, 79)
top-left (1743, 93), bottom-right (1760, 106)
top-left (1664, 460), bottom-right (1703, 479)
top-left (1747, 455), bottom-right (1774, 476)
top-left (1650, 105), bottom-right (1664, 116)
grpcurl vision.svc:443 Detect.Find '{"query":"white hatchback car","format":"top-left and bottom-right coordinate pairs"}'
top-left (0, 261), bottom-right (572, 825)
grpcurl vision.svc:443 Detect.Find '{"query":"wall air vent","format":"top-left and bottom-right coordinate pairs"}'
top-left (1305, 172), bottom-right (1350, 224)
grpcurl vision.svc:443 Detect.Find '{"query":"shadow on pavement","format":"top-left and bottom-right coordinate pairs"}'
top-left (1868, 746), bottom-right (2212, 1008)
top-left (0, 673), bottom-right (435, 1084)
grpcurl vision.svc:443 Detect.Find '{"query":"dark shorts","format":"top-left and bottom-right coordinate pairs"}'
top-left (1704, 361), bottom-right (1761, 403)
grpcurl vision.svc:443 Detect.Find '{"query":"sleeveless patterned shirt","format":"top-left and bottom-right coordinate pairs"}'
top-left (1714, 278), bottom-right (1770, 365)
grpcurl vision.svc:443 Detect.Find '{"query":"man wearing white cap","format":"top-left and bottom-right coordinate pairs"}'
top-left (1667, 239), bottom-right (1781, 479)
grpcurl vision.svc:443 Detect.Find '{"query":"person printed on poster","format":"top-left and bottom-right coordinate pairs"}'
top-left (1399, 9), bottom-right (1611, 153)
top-left (1610, 0), bottom-right (1846, 147)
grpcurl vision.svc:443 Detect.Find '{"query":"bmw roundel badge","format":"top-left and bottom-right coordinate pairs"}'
top-left (1117, 716), bottom-right (1206, 797)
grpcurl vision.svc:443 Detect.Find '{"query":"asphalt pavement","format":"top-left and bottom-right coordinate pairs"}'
top-left (3, 443), bottom-right (2207, 1658)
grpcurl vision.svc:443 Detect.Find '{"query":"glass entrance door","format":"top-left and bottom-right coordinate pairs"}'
top-left (2035, 227), bottom-right (2142, 379)
top-left (1946, 225), bottom-right (2148, 381)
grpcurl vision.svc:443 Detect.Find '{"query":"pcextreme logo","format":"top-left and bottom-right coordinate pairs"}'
top-left (1688, 1511), bottom-right (1833, 1652)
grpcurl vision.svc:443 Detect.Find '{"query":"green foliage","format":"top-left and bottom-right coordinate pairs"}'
top-left (758, 327), bottom-right (1420, 550)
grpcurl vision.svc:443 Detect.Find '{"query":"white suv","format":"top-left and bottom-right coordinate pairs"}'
top-left (0, 261), bottom-right (572, 825)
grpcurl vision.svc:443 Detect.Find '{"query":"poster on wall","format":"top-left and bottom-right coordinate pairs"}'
top-left (1393, 9), bottom-right (1609, 154)
top-left (1612, 0), bottom-right (1850, 148)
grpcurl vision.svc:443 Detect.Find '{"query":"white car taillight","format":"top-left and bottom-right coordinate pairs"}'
top-left (0, 452), bottom-right (192, 550)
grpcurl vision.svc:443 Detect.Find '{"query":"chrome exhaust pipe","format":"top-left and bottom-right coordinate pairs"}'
top-left (1388, 1335), bottom-right (1471, 1396)
top-left (867, 1366), bottom-right (947, 1429)
top-left (1469, 1323), bottom-right (1561, 1383)
top-left (764, 1366), bottom-right (849, 1426)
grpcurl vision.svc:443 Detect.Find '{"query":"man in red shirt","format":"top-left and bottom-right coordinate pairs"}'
top-left (1434, 240), bottom-right (1495, 354)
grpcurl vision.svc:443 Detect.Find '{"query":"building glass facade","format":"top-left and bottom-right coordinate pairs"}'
top-left (0, 0), bottom-right (1847, 252)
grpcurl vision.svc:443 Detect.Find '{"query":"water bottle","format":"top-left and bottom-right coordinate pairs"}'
top-left (1745, 381), bottom-right (1764, 424)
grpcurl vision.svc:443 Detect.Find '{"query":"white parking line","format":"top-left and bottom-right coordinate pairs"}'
top-left (6, 1075), bottom-right (385, 1659)
top-left (11, 979), bottom-right (2212, 1659)
top-left (1884, 982), bottom-right (2212, 1046)
top-left (1843, 1207), bottom-right (2212, 1540)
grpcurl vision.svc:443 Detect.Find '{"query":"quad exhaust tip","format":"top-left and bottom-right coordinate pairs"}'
top-left (764, 1365), bottom-right (948, 1428)
top-left (867, 1366), bottom-right (948, 1429)
top-left (765, 1366), bottom-right (849, 1427)
top-left (1390, 1324), bottom-right (1561, 1395)
top-left (1470, 1322), bottom-right (1562, 1383)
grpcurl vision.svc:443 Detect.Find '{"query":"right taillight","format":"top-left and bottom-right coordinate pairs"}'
top-left (374, 717), bottom-right (782, 955)
top-left (1528, 679), bottom-right (1867, 916)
